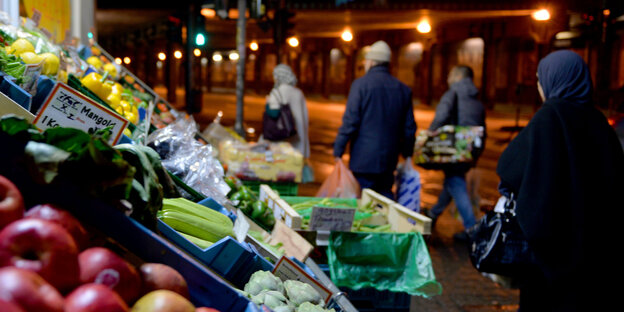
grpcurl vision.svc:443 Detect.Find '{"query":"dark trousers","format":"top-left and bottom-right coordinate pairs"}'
top-left (353, 171), bottom-right (395, 200)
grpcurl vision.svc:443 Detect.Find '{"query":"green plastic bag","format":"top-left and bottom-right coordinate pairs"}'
top-left (327, 231), bottom-right (442, 298)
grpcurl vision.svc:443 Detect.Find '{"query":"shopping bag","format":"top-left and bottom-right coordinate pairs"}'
top-left (327, 231), bottom-right (442, 298)
top-left (315, 159), bottom-right (360, 198)
top-left (396, 157), bottom-right (421, 213)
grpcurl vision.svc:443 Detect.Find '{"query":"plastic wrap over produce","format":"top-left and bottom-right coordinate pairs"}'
top-left (219, 140), bottom-right (303, 182)
top-left (147, 116), bottom-right (230, 204)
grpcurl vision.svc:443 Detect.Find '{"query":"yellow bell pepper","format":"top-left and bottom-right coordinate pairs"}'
top-left (112, 82), bottom-right (124, 95)
top-left (115, 105), bottom-right (125, 115)
top-left (97, 80), bottom-right (114, 100)
top-left (120, 100), bottom-right (131, 112)
top-left (106, 92), bottom-right (121, 108)
top-left (124, 111), bottom-right (137, 124)
top-left (123, 128), bottom-right (132, 137)
top-left (81, 72), bottom-right (103, 96)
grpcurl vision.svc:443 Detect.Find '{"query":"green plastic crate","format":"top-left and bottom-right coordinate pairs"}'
top-left (281, 196), bottom-right (357, 207)
top-left (241, 180), bottom-right (298, 196)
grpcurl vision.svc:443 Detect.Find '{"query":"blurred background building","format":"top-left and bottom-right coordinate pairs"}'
top-left (85, 0), bottom-right (624, 114)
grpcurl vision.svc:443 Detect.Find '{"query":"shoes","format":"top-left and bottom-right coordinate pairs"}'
top-left (453, 231), bottom-right (470, 242)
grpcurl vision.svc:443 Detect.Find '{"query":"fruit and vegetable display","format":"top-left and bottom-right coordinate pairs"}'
top-left (0, 24), bottom-right (61, 76)
top-left (158, 197), bottom-right (235, 249)
top-left (0, 116), bottom-right (169, 230)
top-left (0, 174), bottom-right (222, 312)
top-left (240, 270), bottom-right (334, 312)
top-left (286, 198), bottom-right (394, 232)
top-left (219, 140), bottom-right (304, 183)
top-left (226, 176), bottom-right (276, 230)
top-left (80, 71), bottom-right (144, 125)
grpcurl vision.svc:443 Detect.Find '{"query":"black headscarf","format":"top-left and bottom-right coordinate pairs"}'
top-left (537, 50), bottom-right (593, 105)
top-left (497, 50), bottom-right (624, 310)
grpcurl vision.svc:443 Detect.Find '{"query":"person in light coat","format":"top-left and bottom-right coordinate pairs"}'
top-left (265, 64), bottom-right (312, 181)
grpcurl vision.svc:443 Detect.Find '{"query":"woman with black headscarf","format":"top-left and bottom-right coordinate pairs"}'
top-left (497, 50), bottom-right (624, 311)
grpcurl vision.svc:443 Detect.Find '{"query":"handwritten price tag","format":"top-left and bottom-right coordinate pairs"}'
top-left (308, 206), bottom-right (355, 232)
top-left (33, 82), bottom-right (129, 144)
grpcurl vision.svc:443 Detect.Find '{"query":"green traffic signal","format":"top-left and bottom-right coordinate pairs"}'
top-left (195, 33), bottom-right (206, 46)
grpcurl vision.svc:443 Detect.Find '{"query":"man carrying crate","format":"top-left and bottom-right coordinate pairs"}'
top-left (424, 65), bottom-right (486, 241)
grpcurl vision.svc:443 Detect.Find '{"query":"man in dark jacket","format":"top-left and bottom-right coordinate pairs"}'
top-left (425, 65), bottom-right (486, 240)
top-left (333, 40), bottom-right (417, 199)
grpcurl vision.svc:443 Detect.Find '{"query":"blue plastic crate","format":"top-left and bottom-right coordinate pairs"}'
top-left (158, 219), bottom-right (273, 288)
top-left (0, 74), bottom-right (32, 111)
top-left (198, 197), bottom-right (237, 224)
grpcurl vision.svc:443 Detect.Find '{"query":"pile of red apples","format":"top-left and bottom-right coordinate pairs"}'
top-left (0, 175), bottom-right (220, 312)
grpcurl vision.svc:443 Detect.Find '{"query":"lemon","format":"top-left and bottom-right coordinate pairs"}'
top-left (10, 39), bottom-right (35, 55)
top-left (86, 56), bottom-right (102, 69)
top-left (20, 52), bottom-right (43, 64)
top-left (39, 52), bottom-right (60, 75)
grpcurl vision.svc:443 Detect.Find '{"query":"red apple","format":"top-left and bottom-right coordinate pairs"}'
top-left (196, 308), bottom-right (221, 312)
top-left (139, 263), bottom-right (189, 298)
top-left (65, 283), bottom-right (129, 312)
top-left (0, 298), bottom-right (26, 312)
top-left (0, 175), bottom-right (24, 230)
top-left (131, 290), bottom-right (195, 312)
top-left (0, 218), bottom-right (80, 292)
top-left (79, 247), bottom-right (141, 304)
top-left (25, 204), bottom-right (89, 250)
top-left (0, 267), bottom-right (64, 312)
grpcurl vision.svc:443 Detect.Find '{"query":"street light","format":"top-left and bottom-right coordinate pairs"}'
top-left (341, 29), bottom-right (353, 42)
top-left (532, 9), bottom-right (550, 21)
top-left (158, 52), bottom-right (166, 61)
top-left (212, 53), bottom-right (223, 62)
top-left (229, 51), bottom-right (239, 61)
top-left (417, 20), bottom-right (431, 33)
top-left (194, 48), bottom-right (201, 57)
top-left (174, 50), bottom-right (183, 59)
top-left (250, 41), bottom-right (259, 51)
top-left (114, 57), bottom-right (122, 64)
top-left (123, 57), bottom-right (131, 64)
top-left (287, 36), bottom-right (299, 47)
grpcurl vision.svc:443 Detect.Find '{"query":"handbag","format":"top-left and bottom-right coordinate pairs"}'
top-left (467, 193), bottom-right (537, 278)
top-left (262, 89), bottom-right (297, 141)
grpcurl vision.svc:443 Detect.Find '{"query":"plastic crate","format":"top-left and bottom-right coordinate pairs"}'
top-left (319, 264), bottom-right (410, 312)
top-left (158, 219), bottom-right (274, 289)
top-left (242, 180), bottom-right (298, 196)
top-left (281, 196), bottom-right (357, 208)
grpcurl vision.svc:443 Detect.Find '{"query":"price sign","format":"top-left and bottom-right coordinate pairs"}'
top-left (233, 209), bottom-right (250, 242)
top-left (272, 256), bottom-right (332, 304)
top-left (308, 206), bottom-right (356, 232)
top-left (33, 82), bottom-right (129, 144)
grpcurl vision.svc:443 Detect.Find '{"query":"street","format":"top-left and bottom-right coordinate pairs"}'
top-left (163, 89), bottom-right (531, 311)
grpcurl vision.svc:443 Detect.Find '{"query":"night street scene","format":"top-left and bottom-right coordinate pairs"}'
top-left (1, 0), bottom-right (624, 311)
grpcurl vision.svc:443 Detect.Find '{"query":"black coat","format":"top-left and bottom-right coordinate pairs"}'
top-left (497, 98), bottom-right (624, 311)
top-left (333, 65), bottom-right (417, 174)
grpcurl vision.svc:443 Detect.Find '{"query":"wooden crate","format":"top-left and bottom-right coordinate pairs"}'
top-left (360, 188), bottom-right (432, 235)
top-left (259, 184), bottom-right (303, 229)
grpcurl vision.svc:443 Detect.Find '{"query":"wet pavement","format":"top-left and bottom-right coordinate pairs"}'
top-left (161, 88), bottom-right (532, 311)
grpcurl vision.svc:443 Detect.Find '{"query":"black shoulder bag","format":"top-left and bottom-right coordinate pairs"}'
top-left (467, 193), bottom-right (537, 278)
top-left (262, 89), bottom-right (297, 141)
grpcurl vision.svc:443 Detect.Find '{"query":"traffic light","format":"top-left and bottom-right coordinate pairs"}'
top-left (274, 8), bottom-right (295, 47)
top-left (195, 33), bottom-right (206, 46)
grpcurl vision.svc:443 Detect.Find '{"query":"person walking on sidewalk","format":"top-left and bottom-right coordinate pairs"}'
top-left (424, 65), bottom-right (486, 241)
top-left (497, 50), bottom-right (624, 311)
top-left (333, 40), bottom-right (417, 199)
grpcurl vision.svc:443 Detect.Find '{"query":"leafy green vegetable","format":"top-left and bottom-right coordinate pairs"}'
top-left (0, 48), bottom-right (25, 84)
top-left (0, 115), bottom-right (135, 209)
